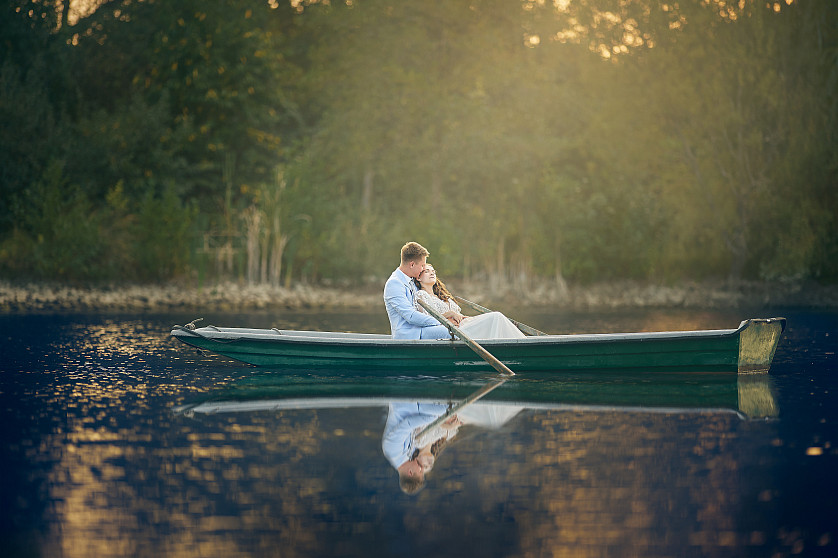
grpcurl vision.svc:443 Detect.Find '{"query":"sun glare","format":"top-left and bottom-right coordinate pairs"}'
top-left (65, 0), bottom-right (105, 26)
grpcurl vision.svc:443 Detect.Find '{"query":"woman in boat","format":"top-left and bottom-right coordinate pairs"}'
top-left (414, 265), bottom-right (525, 339)
top-left (382, 401), bottom-right (460, 494)
top-left (411, 416), bottom-right (460, 474)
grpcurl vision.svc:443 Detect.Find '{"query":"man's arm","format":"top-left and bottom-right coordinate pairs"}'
top-left (384, 280), bottom-right (440, 328)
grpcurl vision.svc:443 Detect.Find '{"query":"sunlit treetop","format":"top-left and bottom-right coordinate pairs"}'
top-left (521, 0), bottom-right (797, 59)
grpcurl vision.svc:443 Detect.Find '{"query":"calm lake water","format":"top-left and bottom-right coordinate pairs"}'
top-left (1, 307), bottom-right (835, 557)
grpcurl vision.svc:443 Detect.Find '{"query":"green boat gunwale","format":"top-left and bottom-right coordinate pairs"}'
top-left (170, 317), bottom-right (786, 373)
top-left (172, 317), bottom-right (785, 346)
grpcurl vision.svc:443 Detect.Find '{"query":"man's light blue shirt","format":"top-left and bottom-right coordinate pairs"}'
top-left (381, 402), bottom-right (450, 469)
top-left (383, 268), bottom-right (450, 340)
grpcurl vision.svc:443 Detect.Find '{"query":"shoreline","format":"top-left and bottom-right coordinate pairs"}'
top-left (1, 279), bottom-right (837, 314)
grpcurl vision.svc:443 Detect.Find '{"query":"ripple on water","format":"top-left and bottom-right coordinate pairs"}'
top-left (0, 310), bottom-right (835, 558)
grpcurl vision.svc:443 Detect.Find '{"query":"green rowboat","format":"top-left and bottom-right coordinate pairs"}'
top-left (170, 317), bottom-right (786, 374)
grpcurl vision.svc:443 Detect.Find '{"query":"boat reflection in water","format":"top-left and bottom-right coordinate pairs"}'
top-left (177, 368), bottom-right (778, 420)
top-left (177, 368), bottom-right (778, 493)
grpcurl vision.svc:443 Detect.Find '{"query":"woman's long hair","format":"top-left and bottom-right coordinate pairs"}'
top-left (410, 436), bottom-right (449, 461)
top-left (433, 278), bottom-right (454, 302)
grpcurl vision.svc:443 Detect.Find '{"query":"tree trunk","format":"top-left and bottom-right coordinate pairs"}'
top-left (243, 206), bottom-right (261, 285)
top-left (554, 242), bottom-right (569, 300)
top-left (361, 167), bottom-right (374, 211)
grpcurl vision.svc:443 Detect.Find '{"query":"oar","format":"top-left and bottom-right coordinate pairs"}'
top-left (413, 378), bottom-right (506, 448)
top-left (453, 295), bottom-right (549, 336)
top-left (416, 298), bottom-right (515, 377)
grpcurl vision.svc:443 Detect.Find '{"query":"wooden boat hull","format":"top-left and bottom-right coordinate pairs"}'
top-left (170, 318), bottom-right (786, 374)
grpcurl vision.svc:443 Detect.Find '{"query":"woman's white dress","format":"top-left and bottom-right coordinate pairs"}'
top-left (415, 290), bottom-right (525, 339)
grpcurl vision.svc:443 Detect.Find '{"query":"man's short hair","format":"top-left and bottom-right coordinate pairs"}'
top-left (399, 473), bottom-right (425, 495)
top-left (400, 242), bottom-right (429, 264)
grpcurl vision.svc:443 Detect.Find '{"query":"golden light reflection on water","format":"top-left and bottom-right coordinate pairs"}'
top-left (5, 311), bottom-right (829, 558)
top-left (37, 405), bottom-right (794, 558)
top-left (47, 412), bottom-right (329, 557)
top-left (73, 319), bottom-right (160, 358)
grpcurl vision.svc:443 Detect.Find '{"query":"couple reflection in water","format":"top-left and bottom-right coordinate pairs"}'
top-left (382, 397), bottom-right (522, 494)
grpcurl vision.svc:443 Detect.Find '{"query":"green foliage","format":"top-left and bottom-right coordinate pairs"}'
top-left (132, 182), bottom-right (196, 282)
top-left (69, 92), bottom-right (193, 203)
top-left (1, 0), bottom-right (836, 286)
top-left (0, 57), bottom-right (72, 233)
top-left (0, 160), bottom-right (105, 281)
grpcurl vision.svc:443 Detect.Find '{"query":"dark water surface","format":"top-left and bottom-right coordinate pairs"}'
top-left (1, 307), bottom-right (835, 557)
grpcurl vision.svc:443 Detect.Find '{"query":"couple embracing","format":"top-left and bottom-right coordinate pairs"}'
top-left (383, 241), bottom-right (524, 340)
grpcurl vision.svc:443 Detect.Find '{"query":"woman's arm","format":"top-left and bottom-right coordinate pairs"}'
top-left (418, 290), bottom-right (463, 325)
top-left (444, 299), bottom-right (465, 325)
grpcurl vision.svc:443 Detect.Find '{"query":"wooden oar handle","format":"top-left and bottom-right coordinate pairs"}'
top-left (417, 297), bottom-right (515, 377)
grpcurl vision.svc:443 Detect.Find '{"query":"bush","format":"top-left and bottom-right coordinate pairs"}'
top-left (131, 182), bottom-right (196, 282)
top-left (0, 160), bottom-right (106, 282)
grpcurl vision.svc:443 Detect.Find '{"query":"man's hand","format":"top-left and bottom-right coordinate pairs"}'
top-left (442, 414), bottom-right (463, 430)
top-left (443, 310), bottom-right (463, 326)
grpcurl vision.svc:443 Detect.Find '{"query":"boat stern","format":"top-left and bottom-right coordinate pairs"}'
top-left (737, 318), bottom-right (786, 373)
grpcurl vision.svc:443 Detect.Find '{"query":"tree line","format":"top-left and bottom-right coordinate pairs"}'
top-left (1, 0), bottom-right (835, 287)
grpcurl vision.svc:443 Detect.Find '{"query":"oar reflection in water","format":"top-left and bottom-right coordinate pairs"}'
top-left (381, 379), bottom-right (523, 495)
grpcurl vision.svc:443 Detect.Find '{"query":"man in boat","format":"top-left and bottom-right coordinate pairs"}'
top-left (383, 241), bottom-right (451, 339)
top-left (381, 401), bottom-right (453, 494)
top-left (382, 398), bottom-right (523, 494)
